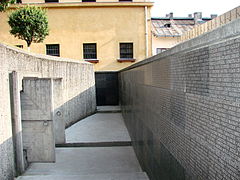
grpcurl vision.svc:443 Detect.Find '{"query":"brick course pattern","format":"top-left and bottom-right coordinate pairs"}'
top-left (180, 6), bottom-right (240, 42)
top-left (119, 21), bottom-right (240, 179)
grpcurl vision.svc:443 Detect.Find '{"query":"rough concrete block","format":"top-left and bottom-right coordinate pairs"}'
top-left (21, 78), bottom-right (55, 163)
top-left (21, 78), bottom-right (53, 121)
top-left (53, 78), bottom-right (65, 144)
top-left (9, 71), bottom-right (25, 175)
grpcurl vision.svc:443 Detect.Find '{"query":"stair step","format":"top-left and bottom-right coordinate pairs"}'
top-left (23, 147), bottom-right (143, 176)
top-left (56, 141), bottom-right (132, 147)
top-left (17, 172), bottom-right (149, 180)
top-left (97, 106), bottom-right (121, 113)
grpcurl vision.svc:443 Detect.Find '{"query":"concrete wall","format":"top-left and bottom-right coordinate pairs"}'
top-left (119, 18), bottom-right (240, 180)
top-left (22, 0), bottom-right (150, 3)
top-left (21, 78), bottom-right (55, 163)
top-left (0, 43), bottom-right (96, 180)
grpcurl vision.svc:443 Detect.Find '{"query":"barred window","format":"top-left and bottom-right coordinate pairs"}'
top-left (45, 0), bottom-right (59, 2)
top-left (83, 43), bottom-right (97, 59)
top-left (120, 43), bottom-right (133, 59)
top-left (16, 45), bottom-right (23, 48)
top-left (46, 44), bottom-right (60, 57)
top-left (82, 0), bottom-right (96, 2)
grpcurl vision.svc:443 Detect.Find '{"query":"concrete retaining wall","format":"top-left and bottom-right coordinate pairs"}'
top-left (0, 43), bottom-right (96, 180)
top-left (21, 78), bottom-right (55, 163)
top-left (119, 18), bottom-right (240, 179)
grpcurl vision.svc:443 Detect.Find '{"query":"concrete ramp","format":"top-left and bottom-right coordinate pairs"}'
top-left (16, 106), bottom-right (149, 180)
top-left (65, 112), bottom-right (130, 143)
top-left (17, 172), bottom-right (149, 180)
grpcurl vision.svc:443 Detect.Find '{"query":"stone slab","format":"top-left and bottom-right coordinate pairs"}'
top-left (97, 106), bottom-right (121, 112)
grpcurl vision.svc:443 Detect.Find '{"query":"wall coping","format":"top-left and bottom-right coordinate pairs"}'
top-left (0, 43), bottom-right (92, 65)
top-left (10, 2), bottom-right (153, 8)
top-left (120, 17), bottom-right (240, 72)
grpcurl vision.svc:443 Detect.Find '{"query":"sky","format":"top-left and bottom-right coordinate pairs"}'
top-left (151, 0), bottom-right (240, 18)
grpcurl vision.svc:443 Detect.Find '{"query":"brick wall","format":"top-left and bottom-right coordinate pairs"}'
top-left (180, 6), bottom-right (240, 42)
top-left (119, 18), bottom-right (240, 180)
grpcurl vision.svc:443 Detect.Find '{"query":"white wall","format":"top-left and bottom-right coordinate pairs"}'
top-left (152, 35), bottom-right (179, 55)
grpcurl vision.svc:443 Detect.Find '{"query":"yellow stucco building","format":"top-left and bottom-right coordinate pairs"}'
top-left (0, 0), bottom-right (153, 71)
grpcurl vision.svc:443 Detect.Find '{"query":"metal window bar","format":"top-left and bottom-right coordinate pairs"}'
top-left (82, 0), bottom-right (96, 2)
top-left (45, 0), bottom-right (59, 2)
top-left (46, 44), bottom-right (60, 57)
top-left (83, 43), bottom-right (97, 59)
top-left (120, 43), bottom-right (133, 59)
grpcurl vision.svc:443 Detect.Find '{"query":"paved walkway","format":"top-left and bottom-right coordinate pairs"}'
top-left (17, 106), bottom-right (149, 180)
top-left (66, 113), bottom-right (131, 143)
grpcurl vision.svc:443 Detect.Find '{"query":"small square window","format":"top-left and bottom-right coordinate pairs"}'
top-left (156, 48), bottom-right (168, 54)
top-left (46, 44), bottom-right (60, 57)
top-left (83, 43), bottom-right (97, 59)
top-left (82, 0), bottom-right (96, 2)
top-left (16, 45), bottom-right (23, 48)
top-left (120, 43), bottom-right (133, 59)
top-left (45, 0), bottom-right (59, 3)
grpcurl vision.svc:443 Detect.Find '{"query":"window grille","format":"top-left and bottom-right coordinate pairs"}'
top-left (83, 43), bottom-right (97, 59)
top-left (120, 43), bottom-right (133, 59)
top-left (46, 44), bottom-right (60, 57)
top-left (82, 0), bottom-right (96, 2)
top-left (45, 0), bottom-right (59, 3)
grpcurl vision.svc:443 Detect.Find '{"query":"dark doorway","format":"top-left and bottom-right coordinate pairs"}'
top-left (95, 72), bottom-right (119, 106)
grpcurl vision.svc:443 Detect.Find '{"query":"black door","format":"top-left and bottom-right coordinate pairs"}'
top-left (95, 72), bottom-right (119, 106)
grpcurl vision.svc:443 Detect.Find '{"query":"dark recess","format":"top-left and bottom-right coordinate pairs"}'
top-left (95, 72), bottom-right (119, 106)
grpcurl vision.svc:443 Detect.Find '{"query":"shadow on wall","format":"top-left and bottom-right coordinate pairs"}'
top-left (6, 77), bottom-right (96, 179)
top-left (119, 18), bottom-right (240, 180)
top-left (0, 83), bottom-right (96, 179)
top-left (20, 83), bottom-right (96, 163)
top-left (54, 85), bottom-right (96, 130)
top-left (0, 138), bottom-right (15, 180)
top-left (0, 42), bottom-right (96, 180)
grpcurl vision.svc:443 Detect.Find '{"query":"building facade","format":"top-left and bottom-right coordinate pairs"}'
top-left (151, 12), bottom-right (216, 56)
top-left (0, 0), bottom-right (153, 71)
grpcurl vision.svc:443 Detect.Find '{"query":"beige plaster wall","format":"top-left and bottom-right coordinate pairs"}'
top-left (152, 35), bottom-right (179, 55)
top-left (0, 2), bottom-right (153, 71)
